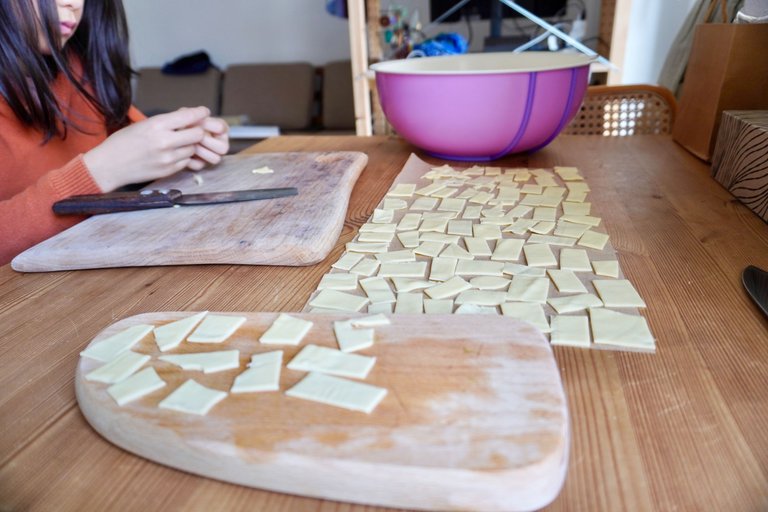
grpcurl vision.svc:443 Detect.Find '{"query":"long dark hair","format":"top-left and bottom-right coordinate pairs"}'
top-left (0, 0), bottom-right (133, 142)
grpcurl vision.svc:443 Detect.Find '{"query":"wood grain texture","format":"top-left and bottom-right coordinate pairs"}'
top-left (1, 135), bottom-right (768, 512)
top-left (12, 151), bottom-right (368, 272)
top-left (75, 312), bottom-right (567, 511)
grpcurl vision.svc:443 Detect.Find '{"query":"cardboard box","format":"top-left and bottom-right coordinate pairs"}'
top-left (672, 23), bottom-right (768, 161)
top-left (712, 111), bottom-right (768, 222)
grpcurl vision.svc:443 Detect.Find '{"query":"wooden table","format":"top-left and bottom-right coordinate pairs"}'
top-left (1, 135), bottom-right (767, 511)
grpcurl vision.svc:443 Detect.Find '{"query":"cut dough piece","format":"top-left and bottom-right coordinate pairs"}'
top-left (397, 230), bottom-right (420, 248)
top-left (382, 198), bottom-right (408, 210)
top-left (85, 350), bottom-right (150, 384)
top-left (359, 277), bottom-right (396, 304)
top-left (159, 350), bottom-right (240, 374)
top-left (529, 221), bottom-right (555, 234)
top-left (504, 218), bottom-right (539, 235)
top-left (462, 205), bottom-right (483, 219)
top-left (359, 222), bottom-right (396, 233)
top-left (592, 260), bottom-right (620, 278)
top-left (482, 205), bottom-right (506, 219)
top-left (491, 238), bottom-right (524, 261)
top-left (447, 220), bottom-right (474, 236)
top-left (561, 214), bottom-right (601, 227)
top-left (438, 198), bottom-right (467, 213)
top-left (159, 379), bottom-right (227, 416)
top-left (440, 243), bottom-right (474, 260)
top-left (153, 312), bottom-right (207, 352)
top-left (414, 241), bottom-right (446, 258)
top-left (419, 232), bottom-right (459, 244)
top-left (334, 321), bottom-right (374, 353)
top-left (455, 290), bottom-right (507, 306)
top-left (287, 344), bottom-right (376, 379)
top-left (350, 257), bottom-right (380, 277)
top-left (500, 302), bottom-right (550, 333)
top-left (107, 367), bottom-right (166, 406)
top-left (578, 230), bottom-right (610, 250)
top-left (565, 190), bottom-right (588, 203)
top-left (464, 237), bottom-right (492, 257)
top-left (346, 242), bottom-right (390, 254)
top-left (309, 290), bottom-right (370, 312)
top-left (593, 279), bottom-right (646, 308)
top-left (455, 259), bottom-right (505, 277)
top-left (332, 252), bottom-right (364, 271)
top-left (521, 184), bottom-right (543, 194)
top-left (502, 263), bottom-right (546, 277)
top-left (590, 309), bottom-right (655, 350)
top-left (387, 183), bottom-right (416, 197)
top-left (391, 277), bottom-right (433, 293)
top-left (367, 302), bottom-right (393, 314)
top-left (507, 205), bottom-right (533, 219)
top-left (431, 187), bottom-right (459, 199)
top-left (416, 218), bottom-right (447, 234)
top-left (455, 304), bottom-right (498, 315)
top-left (251, 166), bottom-right (275, 174)
top-left (507, 276), bottom-right (550, 303)
top-left (473, 224), bottom-right (502, 240)
top-left (424, 299), bottom-right (454, 314)
top-left (527, 234), bottom-right (577, 247)
top-left (469, 276), bottom-right (511, 290)
top-left (533, 207), bottom-right (557, 222)
top-left (349, 314), bottom-right (390, 328)
top-left (547, 269), bottom-right (588, 294)
top-left (286, 372), bottom-right (387, 414)
top-left (562, 202), bottom-right (591, 216)
top-left (357, 231), bottom-right (395, 243)
top-left (395, 292), bottom-right (424, 313)
top-left (560, 248), bottom-right (592, 272)
top-left (260, 314), bottom-right (313, 345)
top-left (415, 182), bottom-right (448, 197)
top-left (554, 221), bottom-right (590, 239)
top-left (372, 208), bottom-right (394, 224)
top-left (318, 273), bottom-right (358, 291)
top-left (188, 315), bottom-right (246, 343)
top-left (375, 249), bottom-right (415, 263)
top-left (411, 197), bottom-right (439, 211)
top-left (80, 324), bottom-right (153, 363)
top-left (520, 194), bottom-right (544, 207)
top-left (231, 350), bottom-right (283, 393)
top-left (548, 293), bottom-right (603, 314)
top-left (523, 244), bottom-right (557, 267)
top-left (397, 213), bottom-right (422, 231)
top-left (468, 191), bottom-right (494, 205)
top-left (550, 315), bottom-right (590, 347)
top-left (378, 261), bottom-right (428, 278)
top-left (430, 257), bottom-right (458, 281)
top-left (425, 275), bottom-right (471, 300)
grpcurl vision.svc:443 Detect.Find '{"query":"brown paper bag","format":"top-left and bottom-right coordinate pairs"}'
top-left (672, 23), bottom-right (768, 161)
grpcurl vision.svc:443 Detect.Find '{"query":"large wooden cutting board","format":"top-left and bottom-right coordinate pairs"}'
top-left (12, 152), bottom-right (367, 272)
top-left (75, 312), bottom-right (569, 511)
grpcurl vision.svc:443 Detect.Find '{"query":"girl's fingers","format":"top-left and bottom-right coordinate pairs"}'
top-left (194, 144), bottom-right (222, 165)
top-left (199, 133), bottom-right (229, 156)
top-left (155, 106), bottom-right (211, 131)
top-left (166, 126), bottom-right (206, 148)
top-left (185, 157), bottom-right (206, 171)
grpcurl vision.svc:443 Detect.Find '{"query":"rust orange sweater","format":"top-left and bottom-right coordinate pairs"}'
top-left (0, 70), bottom-right (144, 266)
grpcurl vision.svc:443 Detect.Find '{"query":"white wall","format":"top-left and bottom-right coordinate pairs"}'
top-left (124, 1), bottom-right (352, 69)
top-left (621, 0), bottom-right (698, 84)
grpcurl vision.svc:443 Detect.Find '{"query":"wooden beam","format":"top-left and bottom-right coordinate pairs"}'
top-left (347, 0), bottom-right (372, 136)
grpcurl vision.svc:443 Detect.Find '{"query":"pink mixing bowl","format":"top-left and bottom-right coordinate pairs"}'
top-left (370, 52), bottom-right (593, 161)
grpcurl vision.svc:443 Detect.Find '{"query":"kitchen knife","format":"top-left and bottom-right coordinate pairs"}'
top-left (52, 188), bottom-right (298, 215)
top-left (742, 265), bottom-right (768, 319)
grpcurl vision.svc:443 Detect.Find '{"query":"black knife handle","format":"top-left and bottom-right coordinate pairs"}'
top-left (52, 189), bottom-right (182, 215)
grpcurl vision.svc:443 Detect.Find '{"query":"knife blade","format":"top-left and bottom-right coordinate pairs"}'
top-left (52, 188), bottom-right (298, 215)
top-left (742, 265), bottom-right (768, 319)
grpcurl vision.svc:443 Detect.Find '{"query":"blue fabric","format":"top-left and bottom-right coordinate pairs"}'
top-left (325, 0), bottom-right (347, 18)
top-left (413, 33), bottom-right (468, 57)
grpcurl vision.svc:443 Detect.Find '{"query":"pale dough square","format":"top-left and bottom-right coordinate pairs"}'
top-left (188, 315), bottom-right (246, 344)
top-left (593, 279), bottom-right (646, 308)
top-left (260, 314), bottom-right (314, 345)
top-left (507, 276), bottom-right (550, 303)
top-left (159, 379), bottom-right (227, 416)
top-left (286, 372), bottom-right (387, 414)
top-left (550, 315), bottom-right (590, 348)
top-left (500, 302), bottom-right (550, 333)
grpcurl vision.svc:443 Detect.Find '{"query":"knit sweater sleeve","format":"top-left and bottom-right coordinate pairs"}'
top-left (0, 150), bottom-right (102, 266)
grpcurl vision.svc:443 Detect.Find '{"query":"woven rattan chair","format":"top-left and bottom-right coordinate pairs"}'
top-left (563, 84), bottom-right (677, 136)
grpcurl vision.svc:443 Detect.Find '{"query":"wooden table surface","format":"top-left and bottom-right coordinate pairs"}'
top-left (1, 135), bottom-right (767, 511)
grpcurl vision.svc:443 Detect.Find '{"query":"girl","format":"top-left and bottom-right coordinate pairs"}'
top-left (0, 0), bottom-right (230, 265)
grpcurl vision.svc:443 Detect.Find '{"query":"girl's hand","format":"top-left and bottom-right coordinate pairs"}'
top-left (187, 116), bottom-right (230, 171)
top-left (84, 106), bottom-right (211, 192)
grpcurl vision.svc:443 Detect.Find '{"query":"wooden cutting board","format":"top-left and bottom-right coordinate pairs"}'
top-left (12, 152), bottom-right (367, 272)
top-left (75, 312), bottom-right (569, 511)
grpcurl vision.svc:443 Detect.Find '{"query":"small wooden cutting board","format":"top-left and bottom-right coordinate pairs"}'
top-left (75, 312), bottom-right (569, 511)
top-left (12, 151), bottom-right (367, 272)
